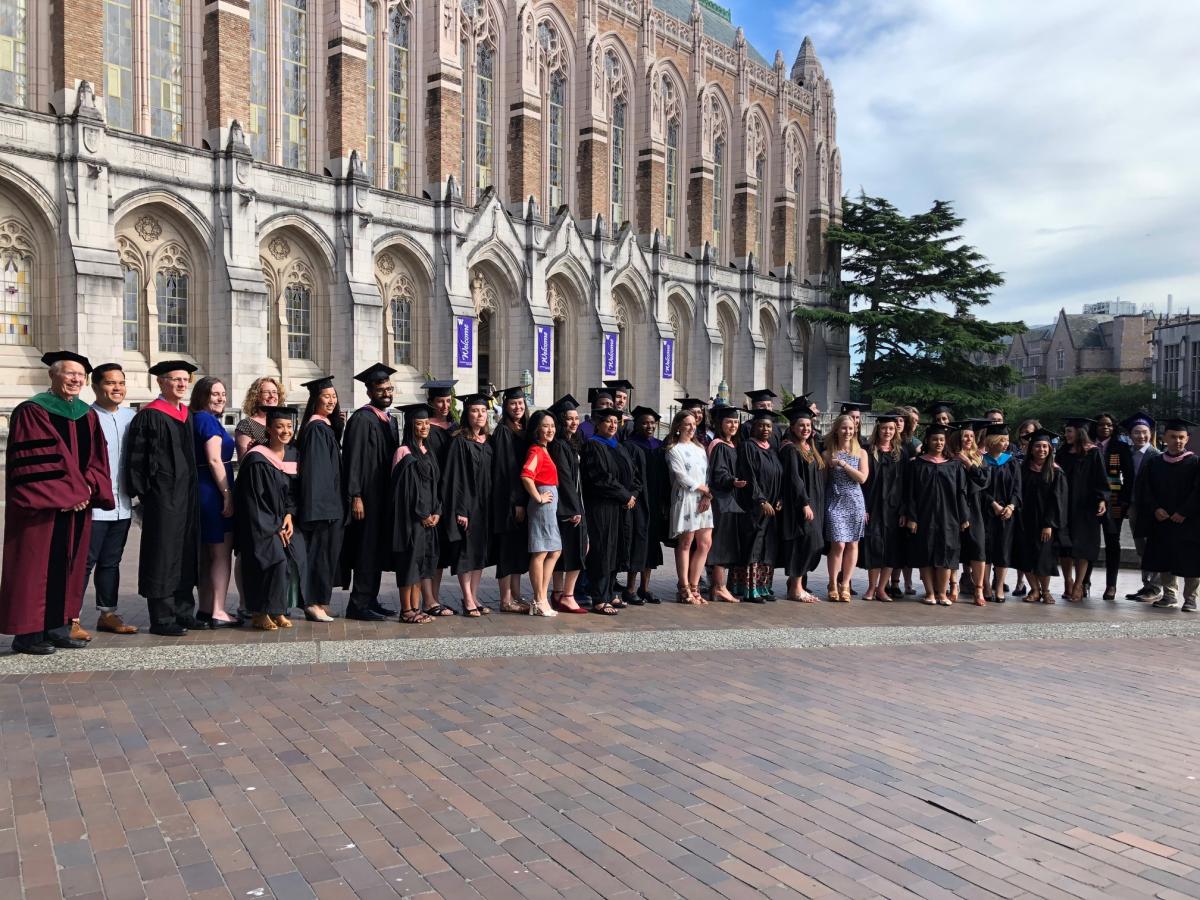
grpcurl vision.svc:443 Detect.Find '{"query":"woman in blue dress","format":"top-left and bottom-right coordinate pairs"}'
top-left (823, 414), bottom-right (869, 601)
top-left (190, 376), bottom-right (237, 626)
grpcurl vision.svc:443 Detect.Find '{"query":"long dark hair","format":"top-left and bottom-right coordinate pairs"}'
top-left (554, 409), bottom-right (582, 450)
top-left (526, 410), bottom-right (556, 447)
top-left (1022, 438), bottom-right (1058, 483)
top-left (455, 399), bottom-right (491, 442)
top-left (301, 388), bottom-right (345, 441)
top-left (189, 376), bottom-right (224, 415)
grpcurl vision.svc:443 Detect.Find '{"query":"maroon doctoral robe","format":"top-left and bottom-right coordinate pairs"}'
top-left (0, 399), bottom-right (114, 635)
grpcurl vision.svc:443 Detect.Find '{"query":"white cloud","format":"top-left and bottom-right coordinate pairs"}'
top-left (741, 0), bottom-right (1200, 325)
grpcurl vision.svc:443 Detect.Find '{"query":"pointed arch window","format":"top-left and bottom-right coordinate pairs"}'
top-left (249, 0), bottom-right (269, 159)
top-left (390, 294), bottom-right (412, 365)
top-left (104, 0), bottom-right (184, 140)
top-left (0, 0), bottom-right (28, 108)
top-left (459, 2), bottom-right (498, 204)
top-left (661, 76), bottom-right (682, 253)
top-left (246, 0), bottom-right (310, 169)
top-left (537, 20), bottom-right (568, 214)
top-left (754, 152), bottom-right (766, 264)
top-left (0, 219), bottom-right (33, 345)
top-left (605, 51), bottom-right (629, 230)
top-left (157, 270), bottom-right (189, 353)
top-left (103, 0), bottom-right (134, 130)
top-left (121, 267), bottom-right (140, 350)
top-left (366, 1), bottom-right (413, 191)
top-left (712, 138), bottom-right (725, 259)
top-left (285, 280), bottom-right (311, 359)
top-left (377, 251), bottom-right (419, 370)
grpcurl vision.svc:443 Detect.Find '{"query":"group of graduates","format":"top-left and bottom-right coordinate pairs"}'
top-left (3, 349), bottom-right (1199, 655)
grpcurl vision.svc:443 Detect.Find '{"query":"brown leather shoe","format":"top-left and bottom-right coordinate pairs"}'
top-left (96, 612), bottom-right (137, 635)
top-left (271, 614), bottom-right (293, 629)
top-left (70, 619), bottom-right (93, 641)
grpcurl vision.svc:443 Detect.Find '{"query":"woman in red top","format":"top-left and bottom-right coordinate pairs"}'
top-left (521, 411), bottom-right (561, 617)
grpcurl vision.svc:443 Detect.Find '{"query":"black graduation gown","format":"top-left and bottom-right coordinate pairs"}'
top-left (858, 449), bottom-right (905, 570)
top-left (614, 443), bottom-right (644, 573)
top-left (441, 435), bottom-right (492, 575)
top-left (1135, 453), bottom-right (1200, 577)
top-left (737, 440), bottom-right (782, 565)
top-left (778, 443), bottom-right (826, 577)
top-left (707, 441), bottom-right (744, 567)
top-left (338, 407), bottom-right (398, 587)
top-left (1101, 439), bottom-right (1135, 533)
top-left (581, 438), bottom-right (635, 598)
top-left (548, 437), bottom-right (587, 572)
top-left (233, 447), bottom-right (307, 616)
top-left (391, 446), bottom-right (442, 586)
top-left (1014, 465), bottom-right (1068, 576)
top-left (982, 456), bottom-right (1022, 567)
top-left (959, 461), bottom-right (990, 564)
top-left (126, 405), bottom-right (199, 599)
top-left (296, 419), bottom-right (345, 605)
top-left (903, 458), bottom-right (969, 569)
top-left (624, 438), bottom-right (664, 570)
top-left (426, 420), bottom-right (457, 567)
top-left (1055, 446), bottom-right (1109, 561)
top-left (489, 424), bottom-right (529, 577)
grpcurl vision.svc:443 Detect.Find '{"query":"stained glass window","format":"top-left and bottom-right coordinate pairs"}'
top-left (365, 1), bottom-right (377, 181)
top-left (148, 0), bottom-right (183, 141)
top-left (281, 0), bottom-right (307, 169)
top-left (386, 6), bottom-right (408, 191)
top-left (611, 99), bottom-right (625, 228)
top-left (754, 153), bottom-right (766, 263)
top-left (665, 121), bottom-right (679, 253)
top-left (475, 43), bottom-right (494, 195)
top-left (248, 0), bottom-right (269, 160)
top-left (285, 283), bottom-right (311, 359)
top-left (122, 267), bottom-right (140, 351)
top-left (547, 71), bottom-right (565, 210)
top-left (0, 248), bottom-right (30, 345)
top-left (712, 139), bottom-right (725, 257)
top-left (103, 0), bottom-right (134, 130)
top-left (156, 271), bottom-right (188, 352)
top-left (0, 0), bottom-right (28, 107)
top-left (391, 296), bottom-right (411, 365)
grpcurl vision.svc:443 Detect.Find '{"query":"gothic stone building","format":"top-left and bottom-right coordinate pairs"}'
top-left (0, 0), bottom-right (846, 417)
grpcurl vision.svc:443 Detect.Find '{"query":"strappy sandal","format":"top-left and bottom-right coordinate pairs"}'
top-left (689, 584), bottom-right (708, 605)
top-left (974, 592), bottom-right (987, 607)
top-left (592, 602), bottom-right (619, 616)
top-left (401, 610), bottom-right (432, 624)
top-left (498, 597), bottom-right (529, 614)
top-left (463, 604), bottom-right (486, 617)
top-left (828, 589), bottom-right (841, 602)
top-left (424, 604), bottom-right (457, 617)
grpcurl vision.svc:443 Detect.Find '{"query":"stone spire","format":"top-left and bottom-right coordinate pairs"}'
top-left (791, 35), bottom-right (823, 84)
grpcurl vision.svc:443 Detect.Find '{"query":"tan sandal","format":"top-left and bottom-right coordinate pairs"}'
top-left (272, 614), bottom-right (293, 628)
top-left (251, 614), bottom-right (277, 631)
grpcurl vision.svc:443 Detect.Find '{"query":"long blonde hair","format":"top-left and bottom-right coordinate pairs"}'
top-left (241, 376), bottom-right (286, 418)
top-left (951, 426), bottom-right (983, 466)
top-left (786, 416), bottom-right (826, 468)
top-left (823, 413), bottom-right (862, 466)
top-left (868, 418), bottom-right (902, 463)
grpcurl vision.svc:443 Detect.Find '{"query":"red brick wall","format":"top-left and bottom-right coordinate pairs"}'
top-left (52, 0), bottom-right (104, 101)
top-left (327, 44), bottom-right (367, 164)
top-left (203, 4), bottom-right (250, 134)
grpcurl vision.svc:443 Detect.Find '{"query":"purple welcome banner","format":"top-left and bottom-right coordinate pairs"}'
top-left (661, 338), bottom-right (674, 380)
top-left (603, 332), bottom-right (618, 377)
top-left (536, 325), bottom-right (552, 373)
top-left (455, 316), bottom-right (473, 368)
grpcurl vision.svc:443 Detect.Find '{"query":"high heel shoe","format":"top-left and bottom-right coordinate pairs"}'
top-left (528, 599), bottom-right (558, 617)
top-left (558, 594), bottom-right (589, 614)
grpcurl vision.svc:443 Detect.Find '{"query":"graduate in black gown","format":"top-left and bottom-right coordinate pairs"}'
top-left (858, 414), bottom-right (905, 602)
top-left (1013, 429), bottom-right (1068, 603)
top-left (234, 407), bottom-right (307, 631)
top-left (391, 403), bottom-right (442, 624)
top-left (705, 406), bottom-right (745, 602)
top-left (678, 397), bottom-right (714, 446)
top-left (547, 395), bottom-right (589, 614)
top-left (126, 359), bottom-right (200, 636)
top-left (489, 386), bottom-right (531, 613)
top-left (581, 407), bottom-right (635, 615)
top-left (1055, 416), bottom-right (1109, 602)
top-left (951, 422), bottom-right (991, 606)
top-left (1135, 418), bottom-right (1200, 611)
top-left (623, 406), bottom-right (667, 605)
top-left (778, 406), bottom-right (826, 603)
top-left (420, 379), bottom-right (458, 617)
top-left (735, 409), bottom-right (784, 602)
top-left (903, 424), bottom-right (969, 605)
top-left (296, 376), bottom-right (345, 622)
top-left (981, 423), bottom-right (1021, 602)
top-left (740, 389), bottom-right (787, 449)
top-left (338, 363), bottom-right (398, 620)
top-left (440, 393), bottom-right (493, 616)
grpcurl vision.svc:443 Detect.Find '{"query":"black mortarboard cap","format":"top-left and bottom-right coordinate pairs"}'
top-left (148, 359), bottom-right (197, 376)
top-left (783, 401), bottom-right (816, 422)
top-left (744, 388), bottom-right (778, 403)
top-left (923, 423), bottom-right (954, 439)
top-left (676, 396), bottom-right (708, 409)
top-left (749, 408), bottom-right (783, 423)
top-left (631, 406), bottom-right (660, 421)
top-left (590, 406), bottom-right (620, 421)
top-left (397, 402), bottom-right (433, 419)
top-left (547, 394), bottom-right (579, 415)
top-left (711, 405), bottom-right (741, 422)
top-left (42, 350), bottom-right (93, 373)
top-left (1026, 428), bottom-right (1059, 444)
top-left (1121, 411), bottom-right (1156, 432)
top-left (264, 406), bottom-right (298, 423)
top-left (926, 400), bottom-right (955, 416)
top-left (354, 362), bottom-right (396, 384)
top-left (499, 385), bottom-right (526, 402)
top-left (1063, 416), bottom-right (1095, 428)
top-left (839, 400), bottom-right (870, 414)
top-left (300, 375), bottom-right (335, 393)
top-left (885, 408), bottom-right (908, 419)
top-left (459, 393), bottom-right (491, 408)
top-left (587, 386), bottom-right (615, 404)
top-left (604, 379), bottom-right (634, 392)
top-left (952, 418), bottom-right (990, 431)
top-left (1163, 418), bottom-right (1197, 432)
top-left (983, 422), bottom-right (1010, 437)
top-left (91, 362), bottom-right (123, 379)
top-left (422, 379), bottom-right (457, 398)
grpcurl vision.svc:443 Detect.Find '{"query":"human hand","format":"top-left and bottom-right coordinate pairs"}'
top-left (457, 515), bottom-right (468, 529)
top-left (569, 515), bottom-right (581, 525)
top-left (1040, 527), bottom-right (1052, 543)
top-left (734, 479), bottom-right (747, 489)
top-left (540, 491), bottom-right (553, 504)
top-left (1155, 508), bottom-right (1169, 522)
top-left (222, 495), bottom-right (234, 518)
top-left (1170, 513), bottom-right (1186, 524)
top-left (803, 505), bottom-right (814, 523)
top-left (515, 506), bottom-right (526, 523)
top-left (626, 497), bottom-right (637, 510)
top-left (351, 497), bottom-right (365, 520)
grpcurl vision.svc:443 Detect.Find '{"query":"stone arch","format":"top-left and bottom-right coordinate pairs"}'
top-left (115, 200), bottom-right (211, 373)
top-left (371, 230), bottom-right (434, 285)
top-left (759, 304), bottom-right (779, 394)
top-left (111, 188), bottom-right (213, 254)
top-left (715, 296), bottom-right (740, 395)
top-left (257, 223), bottom-right (333, 387)
top-left (374, 242), bottom-right (431, 377)
top-left (547, 273), bottom-right (593, 399)
top-left (466, 238), bottom-right (524, 301)
top-left (667, 290), bottom-right (693, 395)
top-left (0, 175), bottom-right (57, 371)
top-left (611, 280), bottom-right (655, 394)
top-left (468, 258), bottom-right (523, 392)
top-left (256, 212), bottom-right (337, 272)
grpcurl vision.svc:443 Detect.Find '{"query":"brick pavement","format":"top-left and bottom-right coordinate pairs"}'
top-left (2, 637), bottom-right (1200, 898)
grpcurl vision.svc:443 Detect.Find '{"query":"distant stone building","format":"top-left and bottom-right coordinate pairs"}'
top-left (0, 0), bottom-right (849, 424)
top-left (1152, 316), bottom-right (1200, 412)
top-left (1002, 307), bottom-right (1154, 397)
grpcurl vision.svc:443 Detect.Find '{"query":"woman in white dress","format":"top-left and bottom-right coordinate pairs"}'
top-left (665, 410), bottom-right (714, 604)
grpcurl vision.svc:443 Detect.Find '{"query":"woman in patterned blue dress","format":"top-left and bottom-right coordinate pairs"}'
top-left (823, 414), bottom-right (868, 601)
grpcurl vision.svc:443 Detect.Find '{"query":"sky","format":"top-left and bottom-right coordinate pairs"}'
top-left (726, 0), bottom-right (1200, 329)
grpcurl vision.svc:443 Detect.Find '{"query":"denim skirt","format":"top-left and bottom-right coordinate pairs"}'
top-left (528, 485), bottom-right (562, 552)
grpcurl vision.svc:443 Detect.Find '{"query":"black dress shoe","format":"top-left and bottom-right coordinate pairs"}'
top-left (11, 639), bottom-right (55, 655)
top-left (637, 590), bottom-right (661, 605)
top-left (149, 623), bottom-right (187, 637)
top-left (346, 607), bottom-right (387, 622)
top-left (369, 604), bottom-right (397, 617)
top-left (622, 592), bottom-right (645, 606)
top-left (47, 635), bottom-right (88, 649)
top-left (176, 616), bottom-right (200, 630)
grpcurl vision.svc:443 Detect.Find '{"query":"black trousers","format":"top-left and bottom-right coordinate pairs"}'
top-left (1084, 518), bottom-right (1124, 589)
top-left (85, 518), bottom-right (132, 610)
top-left (148, 588), bottom-right (196, 628)
top-left (348, 565), bottom-right (383, 612)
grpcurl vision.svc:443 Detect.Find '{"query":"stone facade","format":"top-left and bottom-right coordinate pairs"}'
top-left (0, 0), bottom-right (847, 421)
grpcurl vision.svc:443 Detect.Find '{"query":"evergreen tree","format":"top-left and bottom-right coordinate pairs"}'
top-left (796, 192), bottom-right (1021, 410)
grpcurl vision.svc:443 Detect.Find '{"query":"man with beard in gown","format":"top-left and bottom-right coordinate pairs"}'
top-left (0, 352), bottom-right (115, 654)
top-left (1136, 419), bottom-right (1200, 611)
top-left (127, 359), bottom-right (200, 636)
top-left (582, 407), bottom-right (636, 615)
top-left (338, 363), bottom-right (399, 621)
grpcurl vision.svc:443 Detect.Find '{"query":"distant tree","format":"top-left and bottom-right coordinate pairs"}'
top-left (1006, 376), bottom-right (1172, 430)
top-left (795, 192), bottom-right (1021, 411)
